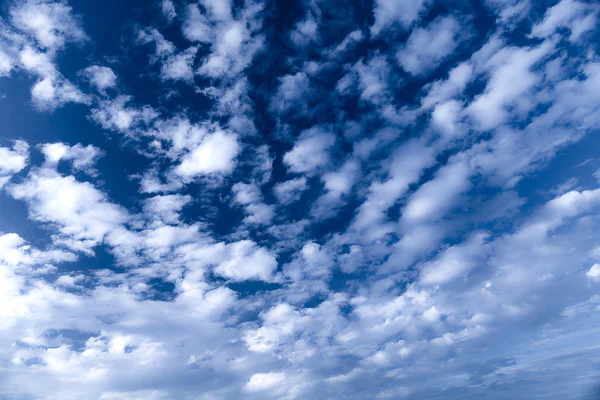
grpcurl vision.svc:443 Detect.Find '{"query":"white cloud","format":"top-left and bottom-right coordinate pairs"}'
top-left (0, 50), bottom-right (14, 76)
top-left (270, 72), bottom-right (311, 113)
top-left (531, 0), bottom-right (597, 41)
top-left (402, 159), bottom-right (472, 225)
top-left (419, 232), bottom-right (490, 285)
top-left (81, 65), bottom-right (117, 92)
top-left (90, 96), bottom-right (158, 133)
top-left (586, 264), bottom-right (600, 280)
top-left (161, 0), bottom-right (177, 22)
top-left (397, 16), bottom-right (464, 76)
top-left (291, 12), bottom-right (319, 46)
top-left (214, 240), bottom-right (278, 281)
top-left (421, 62), bottom-right (473, 109)
top-left (371, 0), bottom-right (430, 35)
top-left (144, 194), bottom-right (192, 225)
top-left (160, 47), bottom-right (197, 82)
top-left (41, 142), bottom-right (102, 174)
top-left (354, 56), bottom-right (390, 104)
top-left (136, 27), bottom-right (176, 58)
top-left (232, 182), bottom-right (274, 225)
top-left (430, 99), bottom-right (464, 139)
top-left (175, 130), bottom-right (240, 177)
top-left (311, 159), bottom-right (360, 220)
top-left (274, 177), bottom-right (308, 205)
top-left (352, 140), bottom-right (434, 238)
top-left (194, 4), bottom-right (265, 78)
top-left (466, 40), bottom-right (554, 131)
top-left (182, 4), bottom-right (212, 43)
top-left (283, 127), bottom-right (336, 174)
top-left (10, 0), bottom-right (87, 51)
top-left (9, 167), bottom-right (129, 254)
top-left (246, 372), bottom-right (286, 392)
top-left (0, 141), bottom-right (29, 188)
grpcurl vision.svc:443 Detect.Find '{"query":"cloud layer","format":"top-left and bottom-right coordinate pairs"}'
top-left (0, 0), bottom-right (600, 399)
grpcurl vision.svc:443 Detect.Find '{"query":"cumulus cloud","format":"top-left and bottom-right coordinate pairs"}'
top-left (274, 177), bottom-right (308, 205)
top-left (41, 142), bottom-right (102, 174)
top-left (0, 1), bottom-right (599, 399)
top-left (214, 240), bottom-right (278, 282)
top-left (283, 127), bottom-right (336, 174)
top-left (8, 161), bottom-right (129, 254)
top-left (232, 182), bottom-right (274, 225)
top-left (80, 65), bottom-right (117, 92)
top-left (246, 372), bottom-right (286, 392)
top-left (530, 0), bottom-right (598, 41)
top-left (0, 141), bottom-right (29, 187)
top-left (396, 16), bottom-right (465, 76)
top-left (371, 0), bottom-right (430, 35)
top-left (175, 130), bottom-right (240, 177)
top-left (10, 0), bottom-right (87, 51)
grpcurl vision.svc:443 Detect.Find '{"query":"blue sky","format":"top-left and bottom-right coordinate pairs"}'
top-left (0, 0), bottom-right (599, 398)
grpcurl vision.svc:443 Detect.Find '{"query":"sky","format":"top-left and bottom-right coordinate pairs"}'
top-left (0, 0), bottom-right (599, 398)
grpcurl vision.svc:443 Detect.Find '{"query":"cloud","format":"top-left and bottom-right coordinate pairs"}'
top-left (90, 96), bottom-right (158, 133)
top-left (290, 12), bottom-right (319, 47)
top-left (274, 177), bottom-right (308, 205)
top-left (232, 182), bottom-right (274, 225)
top-left (160, 0), bottom-right (176, 22)
top-left (174, 130), bottom-right (240, 177)
top-left (40, 142), bottom-right (102, 174)
top-left (8, 162), bottom-right (129, 255)
top-left (0, 141), bottom-right (29, 188)
top-left (160, 46), bottom-right (197, 82)
top-left (269, 72), bottom-right (311, 114)
top-left (143, 194), bottom-right (192, 225)
top-left (214, 240), bottom-right (278, 282)
top-left (80, 65), bottom-right (117, 92)
top-left (0, 0), bottom-right (600, 398)
top-left (530, 0), bottom-right (597, 41)
top-left (401, 159), bottom-right (472, 226)
top-left (586, 264), bottom-right (600, 281)
top-left (371, 0), bottom-right (430, 35)
top-left (246, 372), bottom-right (286, 392)
top-left (10, 0), bottom-right (87, 51)
top-left (283, 127), bottom-right (336, 174)
top-left (396, 16), bottom-right (465, 76)
top-left (466, 39), bottom-right (554, 131)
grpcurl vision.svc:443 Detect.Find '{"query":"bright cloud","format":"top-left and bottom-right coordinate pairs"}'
top-left (0, 0), bottom-right (599, 399)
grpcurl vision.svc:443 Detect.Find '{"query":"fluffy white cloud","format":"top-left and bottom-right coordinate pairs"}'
top-left (214, 240), bottom-right (278, 282)
top-left (371, 0), bottom-right (430, 35)
top-left (232, 182), bottom-right (274, 225)
top-left (80, 65), bottom-right (117, 92)
top-left (587, 264), bottom-right (600, 280)
top-left (466, 39), bottom-right (554, 131)
top-left (531, 0), bottom-right (597, 41)
top-left (246, 372), bottom-right (286, 392)
top-left (10, 0), bottom-right (87, 51)
top-left (143, 194), bottom-right (191, 225)
top-left (90, 96), bottom-right (157, 133)
top-left (161, 0), bottom-right (176, 22)
top-left (9, 165), bottom-right (129, 254)
top-left (41, 142), bottom-right (102, 174)
top-left (175, 130), bottom-right (240, 177)
top-left (397, 16), bottom-right (464, 76)
top-left (160, 46), bottom-right (197, 82)
top-left (0, 1), bottom-right (599, 399)
top-left (0, 141), bottom-right (29, 188)
top-left (283, 127), bottom-right (336, 174)
top-left (274, 177), bottom-right (307, 205)
top-left (402, 159), bottom-right (472, 225)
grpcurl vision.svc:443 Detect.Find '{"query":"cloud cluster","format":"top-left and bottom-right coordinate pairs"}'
top-left (0, 0), bottom-right (599, 399)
